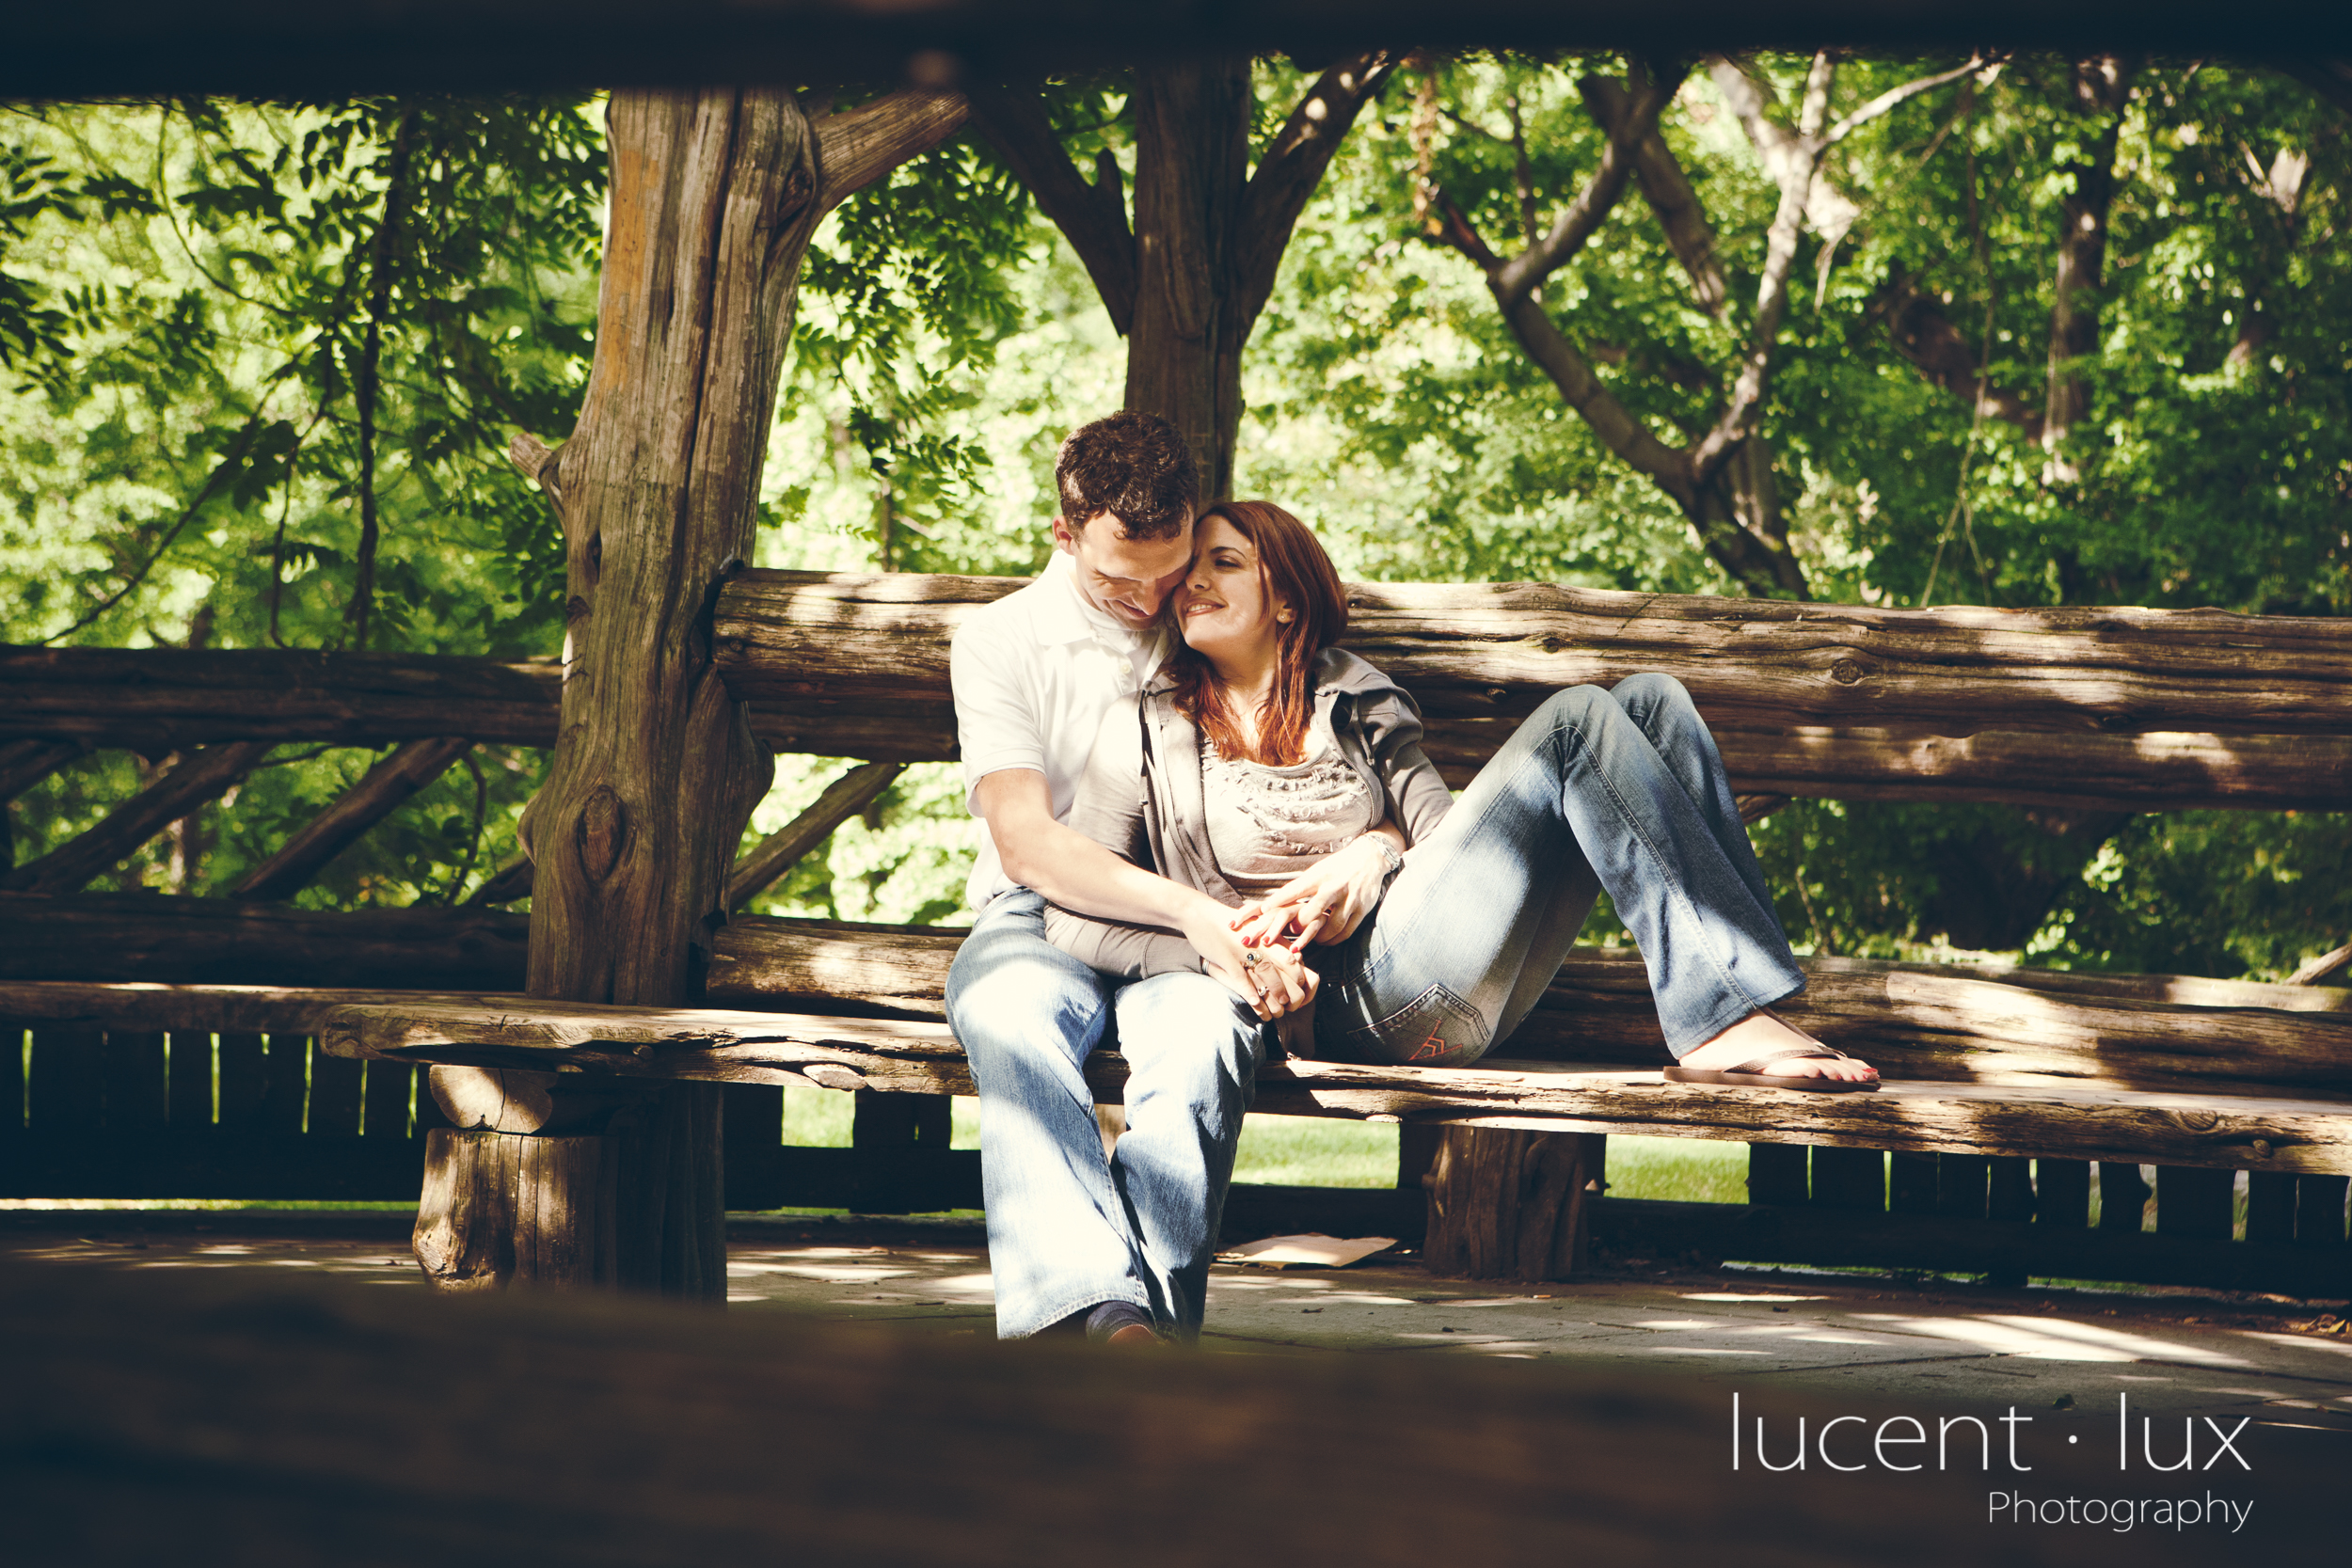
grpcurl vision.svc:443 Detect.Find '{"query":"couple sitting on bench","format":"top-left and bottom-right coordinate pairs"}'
top-left (946, 411), bottom-right (1878, 1347)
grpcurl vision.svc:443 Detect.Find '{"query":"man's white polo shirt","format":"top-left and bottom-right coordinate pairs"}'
top-left (953, 548), bottom-right (1165, 911)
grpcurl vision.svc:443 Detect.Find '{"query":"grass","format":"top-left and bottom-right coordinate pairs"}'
top-left (739, 1097), bottom-right (1771, 1204)
top-left (0, 1095), bottom-right (1778, 1216)
top-left (1602, 1136), bottom-right (1753, 1205)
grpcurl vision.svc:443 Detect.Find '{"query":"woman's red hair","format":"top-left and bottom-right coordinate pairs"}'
top-left (1167, 500), bottom-right (1348, 766)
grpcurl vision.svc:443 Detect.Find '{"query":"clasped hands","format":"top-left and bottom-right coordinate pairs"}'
top-left (1184, 833), bottom-right (1399, 1022)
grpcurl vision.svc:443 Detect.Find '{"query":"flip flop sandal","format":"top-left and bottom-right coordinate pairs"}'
top-left (1662, 1044), bottom-right (1882, 1094)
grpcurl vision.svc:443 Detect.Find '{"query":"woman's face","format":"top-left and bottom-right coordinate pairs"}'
top-left (1176, 514), bottom-right (1287, 662)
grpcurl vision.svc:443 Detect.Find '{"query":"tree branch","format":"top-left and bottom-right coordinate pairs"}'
top-left (1578, 73), bottom-right (1725, 314)
top-left (1707, 55), bottom-right (1859, 246)
top-left (1232, 51), bottom-right (1400, 330)
top-left (812, 87), bottom-right (972, 214)
top-left (1492, 60), bottom-right (1682, 309)
top-left (1867, 269), bottom-right (2044, 438)
top-left (344, 106), bottom-right (421, 655)
top-left (1493, 291), bottom-right (1701, 512)
top-left (963, 81), bottom-right (1136, 335)
top-left (1690, 52), bottom-right (1836, 483)
top-left (1822, 55), bottom-right (1991, 147)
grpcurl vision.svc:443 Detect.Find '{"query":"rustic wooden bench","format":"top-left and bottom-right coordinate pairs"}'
top-left (7, 570), bottom-right (2350, 1292)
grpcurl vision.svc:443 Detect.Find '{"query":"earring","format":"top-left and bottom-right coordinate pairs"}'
top-left (1276, 609), bottom-right (1294, 623)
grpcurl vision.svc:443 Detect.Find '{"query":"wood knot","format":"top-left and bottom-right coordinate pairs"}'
top-left (565, 594), bottom-right (592, 624)
top-left (2171, 1108), bottom-right (2221, 1132)
top-left (1537, 635), bottom-right (1563, 654)
top-left (1830, 658), bottom-right (1865, 685)
top-left (574, 784), bottom-right (630, 884)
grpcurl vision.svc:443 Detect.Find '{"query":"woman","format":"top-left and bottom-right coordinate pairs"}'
top-left (1044, 500), bottom-right (1878, 1091)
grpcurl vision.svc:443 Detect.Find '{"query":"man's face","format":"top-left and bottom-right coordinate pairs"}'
top-left (1052, 510), bottom-right (1194, 627)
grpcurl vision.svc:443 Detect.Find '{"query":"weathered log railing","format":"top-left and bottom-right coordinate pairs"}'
top-left (12, 575), bottom-right (2352, 809)
top-left (711, 572), bottom-right (2352, 811)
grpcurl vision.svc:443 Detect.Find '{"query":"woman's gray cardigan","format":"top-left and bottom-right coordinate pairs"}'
top-left (1043, 646), bottom-right (1454, 978)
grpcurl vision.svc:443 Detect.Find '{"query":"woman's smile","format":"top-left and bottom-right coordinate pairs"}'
top-left (1176, 514), bottom-right (1281, 655)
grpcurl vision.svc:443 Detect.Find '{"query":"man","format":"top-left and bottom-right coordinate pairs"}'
top-left (946, 411), bottom-right (1271, 1346)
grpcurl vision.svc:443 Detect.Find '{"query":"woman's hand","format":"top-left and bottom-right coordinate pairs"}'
top-left (1181, 897), bottom-right (1319, 1020)
top-left (1230, 832), bottom-right (1398, 953)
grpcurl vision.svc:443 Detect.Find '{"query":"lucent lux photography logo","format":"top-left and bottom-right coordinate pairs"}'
top-left (1729, 1392), bottom-right (2256, 1534)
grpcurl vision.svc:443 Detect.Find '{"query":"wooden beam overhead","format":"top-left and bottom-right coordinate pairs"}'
top-left (8, 3), bottom-right (2347, 98)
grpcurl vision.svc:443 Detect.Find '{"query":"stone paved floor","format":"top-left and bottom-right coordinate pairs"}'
top-left (10, 1213), bottom-right (2351, 1436)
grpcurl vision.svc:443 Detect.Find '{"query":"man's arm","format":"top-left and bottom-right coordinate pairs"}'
top-left (977, 769), bottom-right (1311, 1015)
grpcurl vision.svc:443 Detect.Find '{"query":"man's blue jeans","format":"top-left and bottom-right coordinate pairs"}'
top-left (1312, 674), bottom-right (1804, 1066)
top-left (945, 890), bottom-right (1264, 1340)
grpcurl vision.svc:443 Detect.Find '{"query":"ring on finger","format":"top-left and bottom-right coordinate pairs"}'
top-left (1242, 949), bottom-right (1260, 968)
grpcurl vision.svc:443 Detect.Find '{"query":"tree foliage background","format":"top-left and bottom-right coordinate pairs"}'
top-left (3, 54), bottom-right (2346, 979)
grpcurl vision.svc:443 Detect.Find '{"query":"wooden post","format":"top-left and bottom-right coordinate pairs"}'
top-left (167, 1031), bottom-right (212, 1128)
top-left (1987, 1157), bottom-right (2035, 1222)
top-left (1422, 1127), bottom-right (1603, 1281)
top-left (850, 1088), bottom-right (953, 1213)
top-left (103, 1030), bottom-right (166, 1132)
top-left (2154, 1165), bottom-right (2234, 1239)
top-left (1747, 1143), bottom-right (1808, 1207)
top-left (2098, 1162), bottom-right (2151, 1230)
top-left (2245, 1171), bottom-right (2296, 1243)
top-left (1887, 1152), bottom-right (1938, 1214)
top-left (1809, 1147), bottom-right (1883, 1212)
top-left (2295, 1175), bottom-right (2349, 1246)
top-left (2035, 1160), bottom-right (2091, 1227)
top-left (1983, 1156), bottom-right (2037, 1287)
top-left (1936, 1153), bottom-right (1990, 1219)
top-left (408, 84), bottom-right (970, 1297)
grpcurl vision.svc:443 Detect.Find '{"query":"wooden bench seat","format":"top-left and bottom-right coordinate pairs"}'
top-left (304, 992), bottom-right (2352, 1172)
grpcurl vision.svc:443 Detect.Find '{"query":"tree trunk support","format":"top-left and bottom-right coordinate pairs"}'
top-left (1422, 1125), bottom-right (1603, 1282)
top-left (408, 83), bottom-right (968, 1297)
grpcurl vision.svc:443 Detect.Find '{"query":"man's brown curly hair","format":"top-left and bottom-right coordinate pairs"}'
top-left (1055, 411), bottom-right (1199, 541)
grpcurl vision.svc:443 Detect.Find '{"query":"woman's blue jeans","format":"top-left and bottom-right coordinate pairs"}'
top-left (1311, 673), bottom-right (1803, 1066)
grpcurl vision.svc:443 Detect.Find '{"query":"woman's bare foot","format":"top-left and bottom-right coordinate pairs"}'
top-left (1677, 1009), bottom-right (1879, 1085)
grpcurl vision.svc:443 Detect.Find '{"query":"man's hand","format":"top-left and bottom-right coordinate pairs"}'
top-left (1231, 831), bottom-right (1400, 953)
top-left (1182, 900), bottom-right (1318, 1020)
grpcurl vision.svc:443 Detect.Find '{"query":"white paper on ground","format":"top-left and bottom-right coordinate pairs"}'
top-left (1216, 1233), bottom-right (1398, 1269)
